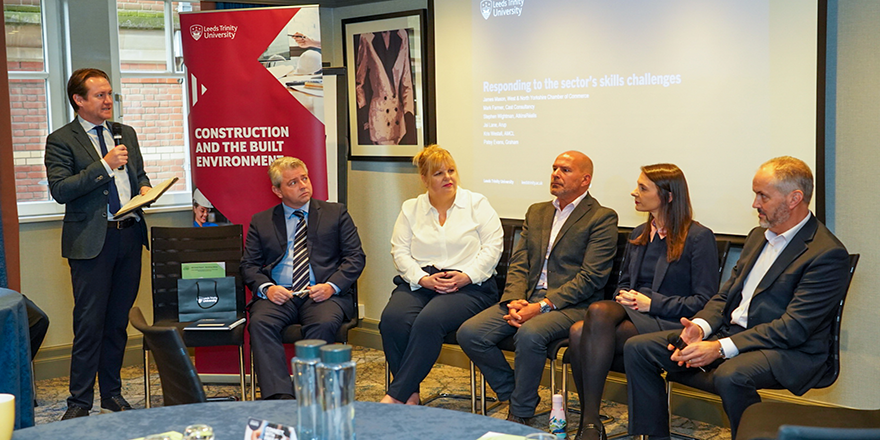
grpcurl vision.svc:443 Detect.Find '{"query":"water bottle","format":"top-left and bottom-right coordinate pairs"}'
top-left (317, 344), bottom-right (356, 440)
top-left (291, 339), bottom-right (326, 440)
top-left (548, 393), bottom-right (567, 439)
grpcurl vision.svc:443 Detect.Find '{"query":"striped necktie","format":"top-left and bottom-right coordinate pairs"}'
top-left (290, 210), bottom-right (309, 292)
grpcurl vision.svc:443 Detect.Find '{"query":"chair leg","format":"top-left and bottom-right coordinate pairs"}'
top-left (238, 345), bottom-right (246, 401)
top-left (470, 361), bottom-right (477, 414)
top-left (667, 380), bottom-right (699, 440)
top-left (249, 349), bottom-right (256, 401)
top-left (481, 373), bottom-right (487, 415)
top-left (384, 361), bottom-right (391, 391)
top-left (562, 361), bottom-right (568, 414)
top-left (551, 358), bottom-right (558, 395)
top-left (144, 349), bottom-right (151, 409)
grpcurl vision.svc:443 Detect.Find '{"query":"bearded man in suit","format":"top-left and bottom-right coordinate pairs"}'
top-left (623, 156), bottom-right (850, 440)
top-left (242, 157), bottom-right (365, 400)
top-left (458, 151), bottom-right (619, 424)
top-left (45, 68), bottom-right (151, 420)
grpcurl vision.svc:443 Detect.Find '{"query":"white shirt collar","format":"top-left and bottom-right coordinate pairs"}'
top-left (552, 190), bottom-right (588, 212)
top-left (764, 211), bottom-right (811, 245)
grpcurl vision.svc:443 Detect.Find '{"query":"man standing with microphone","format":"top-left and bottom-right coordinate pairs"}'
top-left (45, 68), bottom-right (151, 420)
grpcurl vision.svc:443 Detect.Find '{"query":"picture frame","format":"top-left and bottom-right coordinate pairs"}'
top-left (343, 10), bottom-right (434, 161)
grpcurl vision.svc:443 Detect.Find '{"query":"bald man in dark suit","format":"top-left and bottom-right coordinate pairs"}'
top-left (458, 151), bottom-right (618, 424)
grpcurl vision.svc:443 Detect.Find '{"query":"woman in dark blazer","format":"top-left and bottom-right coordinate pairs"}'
top-left (569, 164), bottom-right (718, 440)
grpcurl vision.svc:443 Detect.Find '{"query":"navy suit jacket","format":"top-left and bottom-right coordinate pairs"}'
top-left (240, 199), bottom-right (366, 319)
top-left (44, 119), bottom-right (150, 259)
top-left (694, 215), bottom-right (849, 395)
top-left (618, 222), bottom-right (718, 330)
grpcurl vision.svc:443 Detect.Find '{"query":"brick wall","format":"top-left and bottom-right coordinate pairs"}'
top-left (10, 79), bottom-right (49, 202)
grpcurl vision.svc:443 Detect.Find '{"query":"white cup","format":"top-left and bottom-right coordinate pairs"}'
top-left (0, 393), bottom-right (15, 440)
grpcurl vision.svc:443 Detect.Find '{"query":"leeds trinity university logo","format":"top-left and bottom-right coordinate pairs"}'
top-left (480, 0), bottom-right (492, 20)
top-left (190, 24), bottom-right (203, 41)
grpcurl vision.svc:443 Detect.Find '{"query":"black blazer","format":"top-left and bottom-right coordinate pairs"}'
top-left (44, 119), bottom-right (151, 259)
top-left (618, 222), bottom-right (718, 330)
top-left (694, 215), bottom-right (849, 395)
top-left (240, 199), bottom-right (366, 319)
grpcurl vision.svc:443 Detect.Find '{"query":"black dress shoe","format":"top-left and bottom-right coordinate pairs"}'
top-left (61, 405), bottom-right (90, 420)
top-left (574, 422), bottom-right (607, 440)
top-left (100, 395), bottom-right (133, 413)
top-left (506, 413), bottom-right (536, 426)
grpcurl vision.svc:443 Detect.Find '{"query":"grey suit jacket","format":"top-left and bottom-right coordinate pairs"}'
top-left (500, 192), bottom-right (618, 310)
top-left (240, 199), bottom-right (366, 319)
top-left (44, 119), bottom-right (151, 259)
top-left (694, 215), bottom-right (849, 395)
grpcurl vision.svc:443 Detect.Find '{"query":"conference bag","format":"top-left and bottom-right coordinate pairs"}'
top-left (177, 276), bottom-right (237, 321)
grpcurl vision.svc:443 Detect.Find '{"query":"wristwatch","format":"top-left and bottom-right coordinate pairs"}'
top-left (539, 299), bottom-right (552, 314)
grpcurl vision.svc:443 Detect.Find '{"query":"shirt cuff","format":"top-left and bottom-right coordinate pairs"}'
top-left (719, 337), bottom-right (739, 358)
top-left (328, 282), bottom-right (341, 295)
top-left (100, 159), bottom-right (113, 175)
top-left (692, 318), bottom-right (713, 340)
top-left (257, 283), bottom-right (273, 299)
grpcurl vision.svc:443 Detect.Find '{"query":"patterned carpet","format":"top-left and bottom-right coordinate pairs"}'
top-left (32, 346), bottom-right (731, 439)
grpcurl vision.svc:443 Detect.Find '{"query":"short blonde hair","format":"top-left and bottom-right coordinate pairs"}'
top-left (268, 157), bottom-right (308, 187)
top-left (413, 145), bottom-right (456, 177)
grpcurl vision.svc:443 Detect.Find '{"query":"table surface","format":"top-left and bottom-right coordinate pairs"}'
top-left (0, 288), bottom-right (35, 429)
top-left (12, 401), bottom-right (546, 439)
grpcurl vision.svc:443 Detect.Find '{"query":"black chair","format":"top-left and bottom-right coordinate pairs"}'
top-left (733, 254), bottom-right (862, 440)
top-left (147, 225), bottom-right (247, 407)
top-left (249, 285), bottom-right (358, 401)
top-left (130, 307), bottom-right (207, 406)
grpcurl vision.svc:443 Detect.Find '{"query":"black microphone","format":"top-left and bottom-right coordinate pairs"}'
top-left (667, 332), bottom-right (707, 372)
top-left (111, 122), bottom-right (124, 171)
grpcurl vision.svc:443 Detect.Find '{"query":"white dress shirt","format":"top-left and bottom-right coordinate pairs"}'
top-left (537, 190), bottom-right (589, 290)
top-left (391, 188), bottom-right (503, 290)
top-left (77, 116), bottom-right (133, 220)
top-left (695, 212), bottom-right (812, 358)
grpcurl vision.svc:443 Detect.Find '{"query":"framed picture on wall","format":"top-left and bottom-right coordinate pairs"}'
top-left (343, 10), bottom-right (434, 160)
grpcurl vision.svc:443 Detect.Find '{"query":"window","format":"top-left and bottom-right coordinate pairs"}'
top-left (5, 0), bottom-right (199, 217)
top-left (5, 0), bottom-right (51, 204)
top-left (117, 0), bottom-right (199, 198)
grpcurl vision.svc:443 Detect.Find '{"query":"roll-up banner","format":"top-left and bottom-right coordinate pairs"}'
top-left (181, 5), bottom-right (326, 377)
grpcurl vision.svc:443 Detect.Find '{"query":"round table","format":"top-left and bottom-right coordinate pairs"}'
top-left (0, 288), bottom-right (34, 429)
top-left (12, 401), bottom-right (545, 439)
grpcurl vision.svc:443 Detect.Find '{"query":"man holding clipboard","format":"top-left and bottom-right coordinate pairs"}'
top-left (44, 68), bottom-right (151, 420)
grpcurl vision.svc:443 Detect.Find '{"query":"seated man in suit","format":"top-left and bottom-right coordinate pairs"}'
top-left (624, 156), bottom-right (850, 440)
top-left (242, 157), bottom-right (366, 400)
top-left (458, 151), bottom-right (619, 424)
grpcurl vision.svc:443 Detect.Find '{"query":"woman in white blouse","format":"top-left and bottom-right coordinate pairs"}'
top-left (379, 145), bottom-right (503, 405)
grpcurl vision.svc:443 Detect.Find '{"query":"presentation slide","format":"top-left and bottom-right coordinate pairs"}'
top-left (435, 0), bottom-right (819, 235)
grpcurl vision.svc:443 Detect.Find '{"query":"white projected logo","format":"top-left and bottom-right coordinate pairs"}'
top-left (190, 24), bottom-right (203, 41)
top-left (480, 0), bottom-right (492, 20)
top-left (479, 0), bottom-right (525, 19)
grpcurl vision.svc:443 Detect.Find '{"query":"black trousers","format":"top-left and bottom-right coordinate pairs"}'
top-left (623, 326), bottom-right (781, 439)
top-left (379, 271), bottom-right (497, 402)
top-left (67, 226), bottom-right (142, 409)
top-left (249, 295), bottom-right (344, 399)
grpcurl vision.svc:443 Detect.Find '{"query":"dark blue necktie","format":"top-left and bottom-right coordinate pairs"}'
top-left (94, 125), bottom-right (122, 214)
